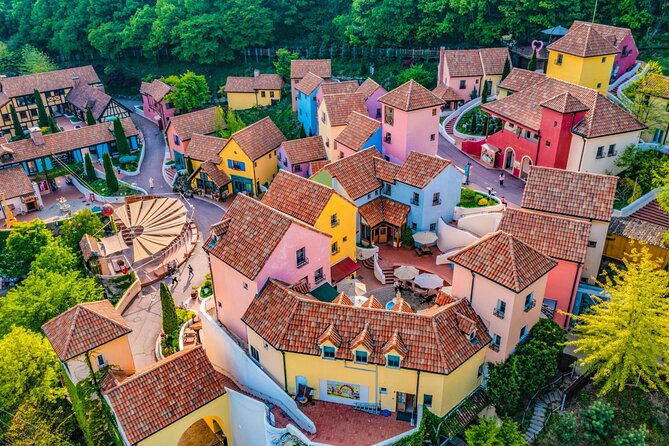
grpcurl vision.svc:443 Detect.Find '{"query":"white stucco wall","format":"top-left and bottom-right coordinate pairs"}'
top-left (457, 212), bottom-right (503, 237)
top-left (566, 131), bottom-right (641, 174)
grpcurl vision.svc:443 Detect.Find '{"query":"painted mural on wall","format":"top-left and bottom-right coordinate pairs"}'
top-left (326, 381), bottom-right (361, 400)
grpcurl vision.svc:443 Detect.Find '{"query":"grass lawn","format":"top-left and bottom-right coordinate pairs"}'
top-left (88, 179), bottom-right (141, 197)
top-left (455, 105), bottom-right (502, 136)
top-left (457, 188), bottom-right (497, 208)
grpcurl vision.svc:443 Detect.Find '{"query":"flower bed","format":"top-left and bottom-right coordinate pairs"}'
top-left (457, 188), bottom-right (498, 208)
top-left (199, 274), bottom-right (213, 299)
top-left (87, 178), bottom-right (142, 197)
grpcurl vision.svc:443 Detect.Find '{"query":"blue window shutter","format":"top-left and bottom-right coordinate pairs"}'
top-left (240, 161), bottom-right (245, 171)
top-left (227, 159), bottom-right (233, 169)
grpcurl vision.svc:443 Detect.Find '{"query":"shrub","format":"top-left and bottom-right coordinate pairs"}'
top-left (159, 282), bottom-right (180, 337)
top-left (549, 412), bottom-right (578, 446)
top-left (582, 400), bottom-right (615, 444)
top-left (614, 427), bottom-right (648, 446)
top-left (461, 188), bottom-right (476, 201)
top-left (401, 227), bottom-right (414, 247)
top-left (477, 198), bottom-right (488, 206)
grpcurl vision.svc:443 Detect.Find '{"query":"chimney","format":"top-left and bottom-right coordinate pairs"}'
top-left (253, 69), bottom-right (260, 78)
top-left (29, 128), bottom-right (45, 146)
top-left (72, 76), bottom-right (80, 87)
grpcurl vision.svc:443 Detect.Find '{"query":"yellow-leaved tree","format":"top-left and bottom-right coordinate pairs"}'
top-left (569, 248), bottom-right (669, 395)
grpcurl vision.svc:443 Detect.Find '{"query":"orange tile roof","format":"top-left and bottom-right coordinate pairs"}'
top-left (229, 116), bottom-right (286, 161)
top-left (0, 166), bottom-right (35, 200)
top-left (358, 197), bottom-right (410, 228)
top-left (547, 23), bottom-right (619, 57)
top-left (188, 160), bottom-right (231, 189)
top-left (184, 133), bottom-right (226, 163)
top-left (442, 49), bottom-right (484, 77)
top-left (318, 323), bottom-right (343, 346)
top-left (42, 300), bottom-right (131, 361)
top-left (242, 280), bottom-right (490, 374)
top-left (522, 166), bottom-right (618, 221)
top-left (356, 78), bottom-right (384, 100)
top-left (309, 159), bottom-right (331, 175)
top-left (449, 231), bottom-right (557, 292)
top-left (433, 84), bottom-right (465, 102)
top-left (540, 92), bottom-right (589, 114)
top-left (435, 290), bottom-right (458, 306)
top-left (572, 93), bottom-right (646, 138)
top-left (498, 68), bottom-right (547, 93)
top-left (456, 312), bottom-right (477, 336)
top-left (378, 80), bottom-right (444, 111)
top-left (389, 298), bottom-right (414, 314)
top-left (318, 148), bottom-right (381, 200)
top-left (322, 92), bottom-right (367, 127)
top-left (223, 74), bottom-right (283, 92)
top-left (281, 136), bottom-right (327, 165)
top-left (295, 72), bottom-right (324, 95)
top-left (320, 80), bottom-right (359, 96)
top-left (498, 208), bottom-right (591, 263)
top-left (333, 293), bottom-right (354, 306)
top-left (350, 323), bottom-right (375, 351)
top-left (167, 107), bottom-right (220, 141)
top-left (334, 111), bottom-right (381, 151)
top-left (291, 59), bottom-right (332, 79)
top-left (361, 296), bottom-right (383, 309)
top-left (609, 200), bottom-right (669, 247)
top-left (570, 20), bottom-right (633, 51)
top-left (140, 79), bottom-right (174, 102)
top-left (373, 157), bottom-right (401, 183)
top-left (105, 346), bottom-right (236, 445)
top-left (0, 66), bottom-right (100, 97)
top-left (479, 47), bottom-right (511, 75)
top-left (65, 83), bottom-right (115, 120)
top-left (395, 151), bottom-right (453, 189)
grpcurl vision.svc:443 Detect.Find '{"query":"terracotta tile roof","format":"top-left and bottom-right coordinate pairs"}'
top-left (373, 157), bottom-right (401, 183)
top-left (0, 66), bottom-right (100, 97)
top-left (105, 346), bottom-right (236, 445)
top-left (66, 84), bottom-right (115, 120)
top-left (0, 166), bottom-right (35, 200)
top-left (167, 107), bottom-right (220, 142)
top-left (547, 23), bottom-right (619, 57)
top-left (223, 74), bottom-right (283, 93)
top-left (389, 298), bottom-right (414, 314)
top-left (230, 117), bottom-right (286, 161)
top-left (433, 84), bottom-right (465, 102)
top-left (188, 160), bottom-right (231, 189)
top-left (498, 208), bottom-right (591, 263)
top-left (571, 20), bottom-right (633, 51)
top-left (140, 79), bottom-right (174, 102)
top-left (262, 170), bottom-right (342, 226)
top-left (320, 80), bottom-right (359, 96)
top-left (0, 119), bottom-right (139, 167)
top-left (79, 234), bottom-right (100, 262)
top-left (356, 78), bottom-right (383, 100)
top-left (442, 49), bottom-right (484, 77)
top-left (449, 231), bottom-right (557, 292)
top-left (351, 323), bottom-right (375, 351)
top-left (631, 199), bottom-right (669, 227)
top-left (540, 92), bottom-right (589, 114)
top-left (609, 199), bottom-right (669, 247)
top-left (638, 73), bottom-right (669, 100)
top-left (361, 296), bottom-right (383, 309)
top-left (295, 72), bottom-right (324, 95)
top-left (42, 300), bottom-right (132, 361)
top-left (291, 59), bottom-right (332, 79)
top-left (435, 290), bottom-right (458, 306)
top-left (318, 148), bottom-right (382, 200)
top-left (0, 92), bottom-right (9, 108)
top-left (482, 76), bottom-right (644, 137)
top-left (184, 134), bottom-right (226, 163)
top-left (498, 68), bottom-right (547, 93)
top-left (358, 197), bottom-right (410, 228)
top-left (456, 312), bottom-right (477, 335)
top-left (242, 280), bottom-right (490, 374)
top-left (334, 111), bottom-right (381, 151)
top-left (281, 136), bottom-right (327, 165)
top-left (318, 323), bottom-right (343, 346)
top-left (521, 166), bottom-right (618, 221)
top-left (395, 151), bottom-right (453, 189)
top-left (322, 93), bottom-right (367, 127)
top-left (332, 293), bottom-right (354, 306)
top-left (479, 47), bottom-right (511, 75)
top-left (378, 80), bottom-right (444, 111)
top-left (206, 194), bottom-right (324, 279)
top-left (309, 159), bottom-right (331, 175)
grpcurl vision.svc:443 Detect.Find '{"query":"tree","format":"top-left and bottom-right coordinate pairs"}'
top-left (9, 104), bottom-right (24, 139)
top-left (625, 61), bottom-right (668, 135)
top-left (213, 105), bottom-right (227, 137)
top-left (47, 115), bottom-right (60, 133)
top-left (481, 81), bottom-right (489, 104)
top-left (85, 105), bottom-right (96, 125)
top-left (581, 400), bottom-right (615, 444)
top-left (614, 427), bottom-right (648, 446)
top-left (102, 152), bottom-right (119, 193)
top-left (396, 64), bottom-right (433, 88)
top-left (568, 248), bottom-right (669, 395)
top-left (113, 117), bottom-right (131, 156)
top-left (159, 282), bottom-right (180, 336)
top-left (33, 89), bottom-right (48, 128)
top-left (84, 152), bottom-right (96, 181)
top-left (221, 109), bottom-right (245, 137)
top-left (487, 355), bottom-right (523, 416)
top-left (58, 208), bottom-right (104, 252)
top-left (470, 87), bottom-right (478, 100)
top-left (527, 49), bottom-right (537, 72)
top-left (163, 71), bottom-right (210, 113)
top-left (465, 418), bottom-right (524, 446)
top-left (18, 45), bottom-right (56, 74)
top-left (0, 42), bottom-right (15, 74)
top-left (501, 58), bottom-right (511, 81)
top-left (4, 219), bottom-right (53, 277)
top-left (4, 400), bottom-right (76, 446)
top-left (545, 413), bottom-right (578, 446)
top-left (30, 240), bottom-right (78, 274)
top-left (186, 157), bottom-right (194, 175)
top-left (274, 48), bottom-right (299, 81)
top-left (514, 319), bottom-right (566, 396)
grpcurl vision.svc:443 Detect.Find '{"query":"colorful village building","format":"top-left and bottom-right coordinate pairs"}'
top-left (296, 72), bottom-right (325, 137)
top-left (333, 111), bottom-right (382, 159)
top-left (432, 84), bottom-right (466, 114)
top-left (290, 59), bottom-right (331, 111)
top-left (185, 134), bottom-right (231, 200)
top-left (217, 116), bottom-right (285, 196)
top-left (241, 279), bottom-right (490, 418)
top-left (166, 107), bottom-right (220, 171)
top-left (262, 170), bottom-right (359, 281)
top-left (140, 79), bottom-right (175, 130)
top-left (276, 135), bottom-right (328, 177)
top-left (379, 80), bottom-right (444, 164)
top-left (0, 66), bottom-right (129, 137)
top-left (316, 80), bottom-right (359, 107)
top-left (204, 193), bottom-right (332, 341)
top-left (356, 77), bottom-right (387, 120)
top-left (478, 69), bottom-right (644, 178)
top-left (449, 231), bottom-right (557, 363)
top-left (223, 71), bottom-right (283, 110)
top-left (437, 48), bottom-right (511, 100)
top-left (318, 92), bottom-right (367, 160)
top-left (0, 166), bottom-right (43, 220)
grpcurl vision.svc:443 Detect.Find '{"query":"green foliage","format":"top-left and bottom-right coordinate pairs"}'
top-left (456, 106), bottom-right (501, 136)
top-left (501, 58), bottom-right (511, 81)
top-left (186, 156), bottom-right (194, 175)
top-left (614, 145), bottom-right (669, 208)
top-left (85, 105), bottom-right (96, 125)
top-left (163, 70), bottom-right (210, 113)
top-left (581, 400), bottom-right (615, 444)
top-left (102, 152), bottom-right (119, 193)
top-left (274, 48), bottom-right (299, 81)
top-left (0, 41), bottom-right (14, 74)
top-left (487, 356), bottom-right (523, 416)
top-left (33, 89), bottom-right (49, 128)
top-left (47, 115), bottom-right (60, 133)
top-left (3, 399), bottom-right (77, 446)
top-left (18, 45), bottom-right (56, 74)
top-left (614, 426), bottom-right (648, 446)
top-left (395, 64), bottom-right (433, 88)
top-left (213, 105), bottom-right (227, 137)
top-left (59, 208), bottom-right (104, 252)
top-left (84, 152), bottom-right (96, 181)
top-left (113, 117), bottom-right (130, 156)
top-left (30, 240), bottom-right (78, 274)
top-left (528, 49), bottom-right (537, 72)
top-left (159, 282), bottom-right (180, 337)
top-left (401, 226), bottom-right (414, 247)
top-left (4, 219), bottom-right (53, 277)
top-left (481, 81), bottom-right (489, 104)
top-left (465, 418), bottom-right (525, 445)
top-left (236, 98), bottom-right (304, 139)
top-left (9, 104), bottom-right (24, 139)
top-left (549, 413), bottom-right (579, 446)
top-left (221, 109), bottom-right (246, 138)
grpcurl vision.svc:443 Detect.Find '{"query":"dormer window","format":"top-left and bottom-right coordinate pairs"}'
top-left (322, 346), bottom-right (336, 360)
top-left (354, 350), bottom-right (368, 364)
top-left (386, 354), bottom-right (401, 368)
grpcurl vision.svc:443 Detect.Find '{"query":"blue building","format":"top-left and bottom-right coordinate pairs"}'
top-left (334, 111), bottom-right (382, 159)
top-left (296, 72), bottom-right (324, 137)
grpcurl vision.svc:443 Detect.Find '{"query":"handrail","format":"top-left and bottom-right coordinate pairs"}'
top-left (520, 368), bottom-right (574, 430)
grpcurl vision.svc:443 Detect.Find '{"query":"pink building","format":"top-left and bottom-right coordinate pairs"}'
top-left (140, 79), bottom-right (175, 129)
top-left (379, 80), bottom-right (444, 164)
top-left (165, 107), bottom-right (220, 170)
top-left (449, 231), bottom-right (557, 363)
top-left (290, 59), bottom-right (332, 111)
top-left (437, 48), bottom-right (510, 100)
top-left (570, 21), bottom-right (639, 79)
top-left (204, 194), bottom-right (332, 341)
top-left (277, 136), bottom-right (328, 177)
top-left (316, 80), bottom-right (359, 108)
top-left (498, 208), bottom-right (591, 328)
top-left (356, 78), bottom-right (387, 120)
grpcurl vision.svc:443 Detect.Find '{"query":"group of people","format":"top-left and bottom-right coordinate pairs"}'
top-left (166, 263), bottom-right (194, 286)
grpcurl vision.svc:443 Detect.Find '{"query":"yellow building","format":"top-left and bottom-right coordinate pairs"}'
top-left (262, 170), bottom-right (358, 277)
top-left (242, 280), bottom-right (490, 419)
top-left (546, 23), bottom-right (618, 94)
top-left (223, 73), bottom-right (284, 111)
top-left (217, 116), bottom-right (286, 196)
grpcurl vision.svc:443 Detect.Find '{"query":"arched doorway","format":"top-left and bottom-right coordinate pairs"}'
top-left (504, 148), bottom-right (515, 172)
top-left (520, 156), bottom-right (533, 180)
top-left (177, 418), bottom-right (228, 446)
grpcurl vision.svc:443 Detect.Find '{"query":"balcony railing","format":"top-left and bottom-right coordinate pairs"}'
top-left (410, 198), bottom-right (420, 206)
top-left (493, 308), bottom-right (506, 319)
top-left (524, 300), bottom-right (536, 312)
top-left (432, 199), bottom-right (442, 206)
top-left (491, 344), bottom-right (500, 352)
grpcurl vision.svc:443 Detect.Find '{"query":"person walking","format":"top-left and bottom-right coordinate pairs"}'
top-left (149, 177), bottom-right (154, 189)
top-left (188, 265), bottom-right (194, 280)
top-left (499, 172), bottom-right (505, 187)
top-left (171, 273), bottom-right (179, 286)
top-left (501, 196), bottom-right (507, 208)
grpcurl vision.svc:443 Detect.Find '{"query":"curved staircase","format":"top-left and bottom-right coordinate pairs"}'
top-left (523, 373), bottom-right (577, 443)
top-left (361, 256), bottom-right (394, 284)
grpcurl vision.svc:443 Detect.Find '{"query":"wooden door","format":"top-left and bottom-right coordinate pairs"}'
top-left (378, 226), bottom-right (388, 244)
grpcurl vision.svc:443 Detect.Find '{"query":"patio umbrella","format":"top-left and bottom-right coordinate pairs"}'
top-left (394, 265), bottom-right (419, 280)
top-left (413, 231), bottom-right (438, 245)
top-left (414, 273), bottom-right (444, 290)
top-left (337, 279), bottom-right (366, 296)
top-left (542, 25), bottom-right (568, 37)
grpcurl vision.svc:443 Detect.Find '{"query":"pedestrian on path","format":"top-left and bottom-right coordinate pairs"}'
top-left (188, 265), bottom-right (194, 280)
top-left (149, 177), bottom-right (154, 189)
top-left (499, 172), bottom-right (505, 187)
top-left (171, 273), bottom-right (179, 286)
top-left (501, 196), bottom-right (507, 207)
